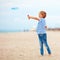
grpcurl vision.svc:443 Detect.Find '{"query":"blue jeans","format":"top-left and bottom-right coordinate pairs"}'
top-left (38, 33), bottom-right (51, 56)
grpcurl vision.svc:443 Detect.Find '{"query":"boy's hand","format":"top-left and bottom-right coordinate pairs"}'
top-left (27, 15), bottom-right (39, 21)
top-left (45, 26), bottom-right (47, 29)
top-left (27, 15), bottom-right (30, 20)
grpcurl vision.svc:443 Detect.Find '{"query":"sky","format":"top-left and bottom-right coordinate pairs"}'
top-left (0, 0), bottom-right (60, 31)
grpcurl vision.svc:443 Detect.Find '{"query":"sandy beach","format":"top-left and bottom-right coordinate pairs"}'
top-left (0, 31), bottom-right (60, 60)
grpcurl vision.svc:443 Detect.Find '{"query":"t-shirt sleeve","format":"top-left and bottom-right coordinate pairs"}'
top-left (44, 20), bottom-right (46, 26)
top-left (42, 19), bottom-right (46, 26)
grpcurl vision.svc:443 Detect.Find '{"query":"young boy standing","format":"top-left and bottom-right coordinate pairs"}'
top-left (27, 11), bottom-right (51, 56)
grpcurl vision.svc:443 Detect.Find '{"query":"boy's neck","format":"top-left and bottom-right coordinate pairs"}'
top-left (40, 17), bottom-right (44, 19)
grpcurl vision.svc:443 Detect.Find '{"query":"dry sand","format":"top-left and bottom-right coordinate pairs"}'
top-left (0, 31), bottom-right (60, 60)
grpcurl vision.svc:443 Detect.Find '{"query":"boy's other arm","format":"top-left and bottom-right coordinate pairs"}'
top-left (27, 15), bottom-right (39, 21)
top-left (45, 26), bottom-right (47, 29)
top-left (45, 26), bottom-right (47, 28)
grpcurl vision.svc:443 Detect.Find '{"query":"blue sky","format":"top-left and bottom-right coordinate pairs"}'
top-left (0, 0), bottom-right (60, 31)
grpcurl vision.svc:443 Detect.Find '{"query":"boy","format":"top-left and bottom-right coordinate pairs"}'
top-left (27, 11), bottom-right (51, 56)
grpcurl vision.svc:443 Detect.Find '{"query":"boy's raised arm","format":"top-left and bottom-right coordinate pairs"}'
top-left (27, 15), bottom-right (39, 21)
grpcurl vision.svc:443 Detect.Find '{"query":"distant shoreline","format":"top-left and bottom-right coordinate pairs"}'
top-left (0, 28), bottom-right (60, 32)
top-left (0, 29), bottom-right (60, 33)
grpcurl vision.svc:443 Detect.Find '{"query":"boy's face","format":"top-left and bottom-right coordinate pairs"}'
top-left (39, 13), bottom-right (43, 18)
